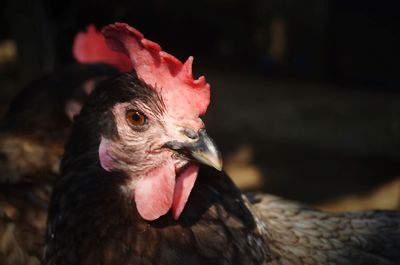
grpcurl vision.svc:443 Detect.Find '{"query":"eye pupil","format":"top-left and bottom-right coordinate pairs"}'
top-left (132, 113), bottom-right (140, 121)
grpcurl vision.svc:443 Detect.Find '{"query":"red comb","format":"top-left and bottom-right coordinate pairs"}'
top-left (73, 25), bottom-right (132, 72)
top-left (102, 23), bottom-right (210, 116)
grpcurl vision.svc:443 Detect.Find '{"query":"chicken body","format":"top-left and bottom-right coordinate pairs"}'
top-left (45, 73), bottom-right (400, 265)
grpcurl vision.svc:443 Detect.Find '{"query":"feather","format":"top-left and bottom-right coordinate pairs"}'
top-left (0, 64), bottom-right (117, 264)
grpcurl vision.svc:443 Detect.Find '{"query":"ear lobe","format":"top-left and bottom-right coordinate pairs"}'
top-left (65, 100), bottom-right (83, 122)
top-left (99, 137), bottom-right (116, 171)
top-left (83, 79), bottom-right (96, 95)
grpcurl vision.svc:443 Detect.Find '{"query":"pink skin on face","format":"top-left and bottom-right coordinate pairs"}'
top-left (99, 137), bottom-right (116, 172)
top-left (98, 102), bottom-right (202, 221)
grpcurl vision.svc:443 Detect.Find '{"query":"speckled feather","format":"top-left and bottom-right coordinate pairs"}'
top-left (0, 183), bottom-right (50, 265)
top-left (250, 194), bottom-right (400, 264)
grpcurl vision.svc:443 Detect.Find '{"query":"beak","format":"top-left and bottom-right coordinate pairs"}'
top-left (165, 129), bottom-right (223, 171)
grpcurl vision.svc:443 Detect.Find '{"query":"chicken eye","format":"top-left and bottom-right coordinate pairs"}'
top-left (126, 110), bottom-right (147, 127)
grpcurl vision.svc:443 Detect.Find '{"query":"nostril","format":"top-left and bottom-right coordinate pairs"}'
top-left (182, 128), bottom-right (198, 140)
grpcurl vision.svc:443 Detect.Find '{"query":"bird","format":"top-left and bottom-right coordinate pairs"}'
top-left (43, 22), bottom-right (400, 265)
top-left (0, 62), bottom-right (119, 182)
top-left (0, 63), bottom-right (118, 265)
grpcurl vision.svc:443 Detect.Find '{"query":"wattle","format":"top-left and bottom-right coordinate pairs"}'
top-left (172, 163), bottom-right (199, 220)
top-left (134, 162), bottom-right (199, 221)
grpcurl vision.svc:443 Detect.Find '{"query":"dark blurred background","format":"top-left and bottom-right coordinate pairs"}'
top-left (1, 0), bottom-right (399, 210)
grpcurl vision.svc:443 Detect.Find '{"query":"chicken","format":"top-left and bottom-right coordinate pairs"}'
top-left (43, 23), bottom-right (400, 265)
top-left (0, 63), bottom-right (118, 183)
top-left (0, 63), bottom-right (118, 265)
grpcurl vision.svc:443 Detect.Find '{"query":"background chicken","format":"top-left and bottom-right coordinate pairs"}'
top-left (0, 63), bottom-right (117, 265)
top-left (45, 23), bottom-right (400, 265)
